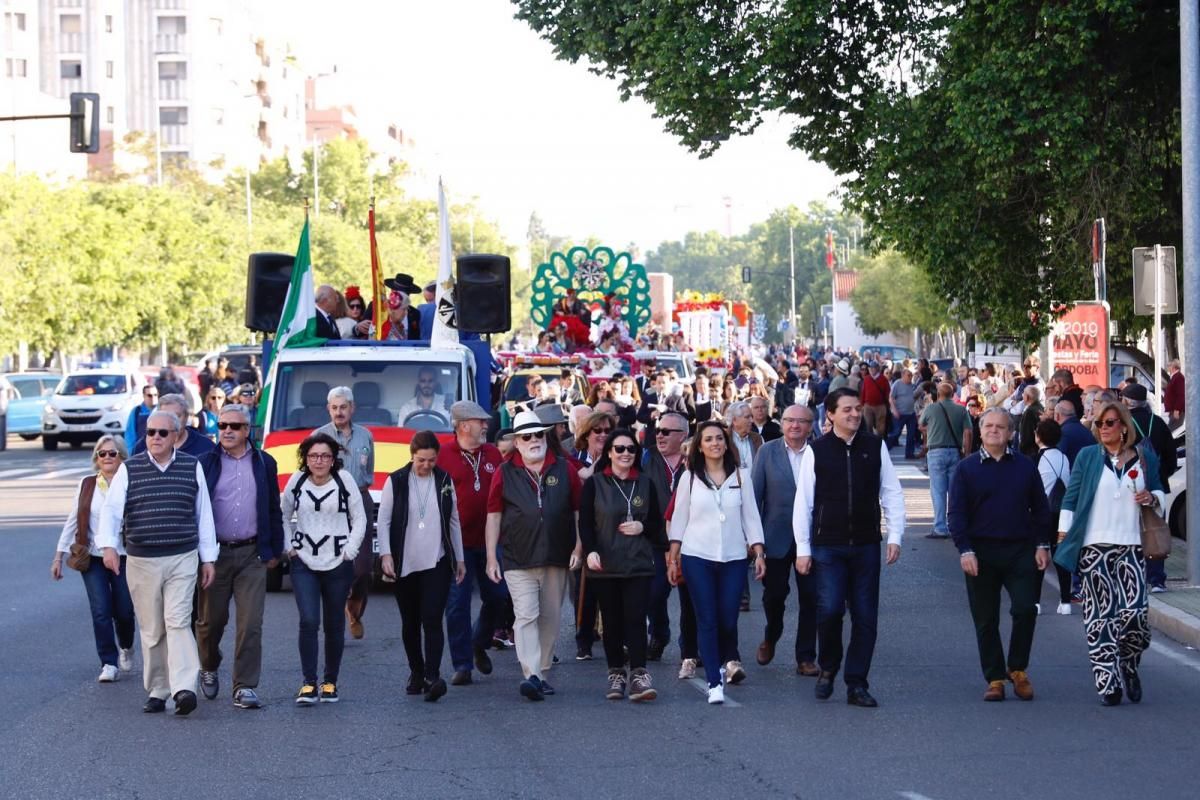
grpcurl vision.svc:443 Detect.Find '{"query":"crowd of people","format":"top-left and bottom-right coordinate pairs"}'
top-left (48, 337), bottom-right (1184, 715)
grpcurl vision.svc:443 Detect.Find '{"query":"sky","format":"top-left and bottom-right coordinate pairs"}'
top-left (280, 0), bottom-right (842, 254)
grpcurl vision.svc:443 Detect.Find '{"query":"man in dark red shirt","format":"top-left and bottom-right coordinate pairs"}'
top-left (1164, 359), bottom-right (1185, 427)
top-left (860, 361), bottom-right (891, 437)
top-left (439, 401), bottom-right (507, 686)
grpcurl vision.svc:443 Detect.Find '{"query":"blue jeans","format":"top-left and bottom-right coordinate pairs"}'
top-left (290, 559), bottom-right (355, 684)
top-left (927, 447), bottom-right (960, 535)
top-left (1145, 557), bottom-right (1167, 589)
top-left (681, 555), bottom-right (747, 688)
top-left (813, 544), bottom-right (881, 689)
top-left (895, 413), bottom-right (919, 459)
top-left (649, 550), bottom-right (699, 658)
top-left (446, 548), bottom-right (510, 673)
top-left (80, 556), bottom-right (136, 667)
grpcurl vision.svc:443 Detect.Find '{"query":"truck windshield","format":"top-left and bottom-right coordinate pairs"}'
top-left (271, 360), bottom-right (463, 432)
top-left (58, 374), bottom-right (128, 396)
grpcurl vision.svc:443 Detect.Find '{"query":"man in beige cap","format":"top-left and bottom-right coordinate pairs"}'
top-left (485, 410), bottom-right (582, 701)
top-left (438, 401), bottom-right (508, 685)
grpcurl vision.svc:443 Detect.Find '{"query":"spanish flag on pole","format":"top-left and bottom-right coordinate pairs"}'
top-left (369, 198), bottom-right (387, 340)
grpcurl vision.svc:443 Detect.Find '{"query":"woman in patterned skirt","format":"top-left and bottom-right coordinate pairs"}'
top-left (1054, 400), bottom-right (1165, 706)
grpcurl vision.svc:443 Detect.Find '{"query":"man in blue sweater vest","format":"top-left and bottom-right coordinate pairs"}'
top-left (948, 408), bottom-right (1051, 702)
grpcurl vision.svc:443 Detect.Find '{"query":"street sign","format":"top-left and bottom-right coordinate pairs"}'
top-left (1132, 246), bottom-right (1178, 315)
top-left (741, 266), bottom-right (751, 283)
top-left (1049, 302), bottom-right (1110, 386)
top-left (68, 92), bottom-right (99, 154)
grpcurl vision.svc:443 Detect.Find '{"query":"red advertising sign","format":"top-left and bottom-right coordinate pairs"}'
top-left (1050, 302), bottom-right (1109, 385)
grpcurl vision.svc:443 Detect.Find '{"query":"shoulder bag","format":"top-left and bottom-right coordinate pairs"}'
top-left (935, 402), bottom-right (963, 457)
top-left (67, 475), bottom-right (98, 572)
top-left (1136, 448), bottom-right (1171, 560)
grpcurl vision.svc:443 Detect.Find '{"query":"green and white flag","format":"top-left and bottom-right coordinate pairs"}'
top-left (256, 219), bottom-right (325, 428)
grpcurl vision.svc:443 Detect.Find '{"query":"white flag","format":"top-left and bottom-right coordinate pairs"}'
top-left (431, 178), bottom-right (460, 348)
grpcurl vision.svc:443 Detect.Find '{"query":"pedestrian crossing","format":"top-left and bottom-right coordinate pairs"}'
top-left (0, 465), bottom-right (94, 482)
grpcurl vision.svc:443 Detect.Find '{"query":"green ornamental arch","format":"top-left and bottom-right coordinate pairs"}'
top-left (530, 246), bottom-right (652, 336)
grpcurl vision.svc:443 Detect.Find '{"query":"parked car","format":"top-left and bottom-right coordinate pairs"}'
top-left (859, 344), bottom-right (917, 363)
top-left (1, 372), bottom-right (61, 440)
top-left (41, 369), bottom-right (146, 450)
top-left (1167, 422), bottom-right (1187, 541)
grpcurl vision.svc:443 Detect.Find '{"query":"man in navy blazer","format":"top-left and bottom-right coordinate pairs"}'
top-left (751, 404), bottom-right (820, 675)
top-left (1054, 401), bottom-right (1093, 466)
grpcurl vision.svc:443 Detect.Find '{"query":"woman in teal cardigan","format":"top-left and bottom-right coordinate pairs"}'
top-left (1055, 401), bottom-right (1166, 706)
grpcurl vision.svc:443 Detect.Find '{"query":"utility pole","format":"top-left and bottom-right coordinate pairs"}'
top-left (788, 227), bottom-right (797, 345)
top-left (1180, 0), bottom-right (1200, 585)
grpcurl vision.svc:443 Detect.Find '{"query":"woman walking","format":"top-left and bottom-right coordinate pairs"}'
top-left (51, 435), bottom-right (136, 682)
top-left (282, 432), bottom-right (367, 705)
top-left (667, 420), bottom-right (766, 704)
top-left (378, 431), bottom-right (467, 703)
top-left (579, 429), bottom-right (666, 702)
top-left (198, 387), bottom-right (225, 440)
top-left (1055, 401), bottom-right (1165, 705)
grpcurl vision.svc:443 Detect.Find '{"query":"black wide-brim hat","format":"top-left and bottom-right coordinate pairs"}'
top-left (384, 272), bottom-right (421, 294)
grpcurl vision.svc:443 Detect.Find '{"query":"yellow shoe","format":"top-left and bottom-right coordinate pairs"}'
top-left (319, 681), bottom-right (339, 703)
top-left (1009, 670), bottom-right (1034, 701)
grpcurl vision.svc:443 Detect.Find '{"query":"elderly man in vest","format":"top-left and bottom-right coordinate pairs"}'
top-left (97, 409), bottom-right (217, 715)
top-left (485, 410), bottom-right (583, 702)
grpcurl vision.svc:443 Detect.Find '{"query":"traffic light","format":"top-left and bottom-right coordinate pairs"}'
top-left (69, 92), bottom-right (99, 154)
top-left (741, 266), bottom-right (751, 283)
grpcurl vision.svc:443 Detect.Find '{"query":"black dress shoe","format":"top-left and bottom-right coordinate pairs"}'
top-left (519, 677), bottom-right (544, 702)
top-left (473, 646), bottom-right (494, 676)
top-left (537, 679), bottom-right (555, 696)
top-left (815, 671), bottom-right (836, 700)
top-left (1101, 689), bottom-right (1124, 706)
top-left (173, 690), bottom-right (197, 716)
top-left (143, 696), bottom-right (166, 713)
top-left (424, 678), bottom-right (447, 703)
top-left (450, 670), bottom-right (472, 686)
top-left (1123, 671), bottom-right (1143, 703)
top-left (405, 674), bottom-right (424, 695)
top-left (647, 637), bottom-right (666, 662)
top-left (847, 687), bottom-right (878, 708)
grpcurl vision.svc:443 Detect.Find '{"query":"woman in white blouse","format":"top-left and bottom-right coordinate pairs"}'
top-left (51, 435), bottom-right (136, 683)
top-left (667, 420), bottom-right (766, 704)
top-left (1033, 419), bottom-right (1073, 616)
top-left (281, 432), bottom-right (367, 705)
top-left (378, 431), bottom-right (466, 703)
top-left (1055, 401), bottom-right (1165, 706)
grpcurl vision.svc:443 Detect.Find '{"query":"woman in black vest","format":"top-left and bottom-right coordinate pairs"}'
top-left (579, 429), bottom-right (665, 702)
top-left (378, 431), bottom-right (466, 702)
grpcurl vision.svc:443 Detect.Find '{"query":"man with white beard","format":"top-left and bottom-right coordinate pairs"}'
top-left (486, 410), bottom-right (583, 702)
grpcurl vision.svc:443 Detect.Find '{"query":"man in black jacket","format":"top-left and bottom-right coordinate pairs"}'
top-left (793, 388), bottom-right (906, 708)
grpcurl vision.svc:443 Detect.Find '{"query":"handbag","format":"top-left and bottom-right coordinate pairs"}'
top-left (66, 475), bottom-right (98, 572)
top-left (1136, 450), bottom-right (1171, 560)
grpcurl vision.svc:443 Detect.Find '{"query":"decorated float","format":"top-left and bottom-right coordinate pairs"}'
top-left (672, 291), bottom-right (753, 369)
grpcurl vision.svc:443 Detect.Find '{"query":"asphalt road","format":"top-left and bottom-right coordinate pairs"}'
top-left (1, 436), bottom-right (1198, 800)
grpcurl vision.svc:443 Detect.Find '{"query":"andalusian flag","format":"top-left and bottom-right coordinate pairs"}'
top-left (369, 199), bottom-right (387, 340)
top-left (256, 218), bottom-right (325, 427)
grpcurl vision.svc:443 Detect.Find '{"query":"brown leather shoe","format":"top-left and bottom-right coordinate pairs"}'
top-left (347, 609), bottom-right (364, 640)
top-left (1009, 670), bottom-right (1034, 700)
top-left (796, 661), bottom-right (820, 677)
top-left (983, 680), bottom-right (1006, 701)
top-left (756, 640), bottom-right (775, 666)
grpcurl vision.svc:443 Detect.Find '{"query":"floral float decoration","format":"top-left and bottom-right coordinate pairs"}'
top-left (531, 246), bottom-right (653, 337)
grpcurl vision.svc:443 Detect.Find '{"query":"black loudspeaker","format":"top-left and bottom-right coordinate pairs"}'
top-left (456, 254), bottom-right (511, 334)
top-left (245, 252), bottom-right (295, 333)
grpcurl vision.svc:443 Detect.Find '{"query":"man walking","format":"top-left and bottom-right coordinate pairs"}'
top-left (748, 397), bottom-right (782, 442)
top-left (1164, 359), bottom-right (1185, 427)
top-left (919, 382), bottom-right (972, 539)
top-left (752, 404), bottom-right (820, 676)
top-left (859, 362), bottom-right (890, 438)
top-left (195, 404), bottom-right (284, 709)
top-left (793, 388), bottom-right (906, 708)
top-left (132, 393), bottom-right (215, 458)
top-left (948, 409), bottom-right (1051, 701)
top-left (644, 412), bottom-right (693, 667)
top-left (125, 385), bottom-right (157, 452)
top-left (439, 401), bottom-right (508, 684)
top-left (486, 410), bottom-right (583, 701)
top-left (1053, 401), bottom-right (1093, 466)
top-left (889, 369), bottom-right (919, 459)
top-left (315, 386), bottom-right (376, 639)
top-left (97, 409), bottom-right (217, 715)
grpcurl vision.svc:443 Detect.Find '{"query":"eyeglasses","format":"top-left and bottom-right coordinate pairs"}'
top-left (239, 391), bottom-right (255, 397)
top-left (1098, 418), bottom-right (1122, 428)
top-left (611, 444), bottom-right (637, 455)
top-left (96, 450), bottom-right (119, 458)
top-left (217, 422), bottom-right (247, 431)
top-left (518, 431), bottom-right (546, 441)
top-left (348, 303), bottom-right (364, 310)
top-left (145, 428), bottom-right (172, 438)
top-left (306, 452), bottom-right (334, 461)
top-left (656, 428), bottom-right (686, 436)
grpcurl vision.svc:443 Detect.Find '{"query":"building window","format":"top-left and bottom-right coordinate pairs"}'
top-left (5, 58), bottom-right (29, 78)
top-left (105, 15), bottom-right (113, 33)
top-left (159, 107), bottom-right (188, 125)
top-left (106, 61), bottom-right (114, 78)
top-left (60, 14), bottom-right (82, 33)
top-left (60, 60), bottom-right (82, 78)
top-left (157, 16), bottom-right (186, 34)
top-left (158, 61), bottom-right (187, 80)
top-left (209, 17), bottom-right (222, 36)
top-left (106, 106), bottom-right (114, 124)
top-left (4, 12), bottom-right (28, 35)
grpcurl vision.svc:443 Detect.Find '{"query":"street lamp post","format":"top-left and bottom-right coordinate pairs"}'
top-left (1180, 0), bottom-right (1200, 585)
top-left (788, 226), bottom-right (796, 345)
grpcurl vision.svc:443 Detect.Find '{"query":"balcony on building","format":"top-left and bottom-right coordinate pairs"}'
top-left (57, 0), bottom-right (83, 8)
top-left (58, 31), bottom-right (82, 52)
top-left (154, 33), bottom-right (186, 53)
top-left (160, 124), bottom-right (188, 147)
top-left (153, 0), bottom-right (185, 10)
top-left (158, 78), bottom-right (187, 100)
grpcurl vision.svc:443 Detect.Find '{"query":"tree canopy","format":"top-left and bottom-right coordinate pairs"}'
top-left (514, 0), bottom-right (1182, 339)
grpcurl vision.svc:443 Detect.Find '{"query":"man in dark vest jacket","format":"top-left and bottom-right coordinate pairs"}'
top-left (643, 412), bottom-right (691, 664)
top-left (793, 388), bottom-right (906, 708)
top-left (97, 409), bottom-right (217, 716)
top-left (485, 410), bottom-right (582, 702)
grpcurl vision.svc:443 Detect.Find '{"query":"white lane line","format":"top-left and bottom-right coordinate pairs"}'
top-left (687, 677), bottom-right (742, 707)
top-left (32, 467), bottom-right (93, 480)
top-left (898, 793), bottom-right (939, 800)
top-left (0, 468), bottom-right (41, 479)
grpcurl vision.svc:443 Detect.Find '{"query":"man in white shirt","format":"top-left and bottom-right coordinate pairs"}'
top-left (793, 388), bottom-right (905, 708)
top-left (398, 366), bottom-right (450, 423)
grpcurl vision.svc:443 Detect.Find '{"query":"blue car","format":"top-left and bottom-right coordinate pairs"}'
top-left (2, 372), bottom-right (61, 440)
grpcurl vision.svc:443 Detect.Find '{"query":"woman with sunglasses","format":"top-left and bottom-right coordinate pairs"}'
top-left (666, 420), bottom-right (766, 704)
top-left (572, 411), bottom-right (614, 475)
top-left (579, 429), bottom-right (665, 701)
top-left (199, 388), bottom-right (226, 441)
top-left (1055, 401), bottom-right (1165, 706)
top-left (51, 435), bottom-right (136, 683)
top-left (281, 432), bottom-right (367, 704)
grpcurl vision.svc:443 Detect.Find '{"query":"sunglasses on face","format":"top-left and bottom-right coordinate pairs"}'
top-left (611, 444), bottom-right (637, 455)
top-left (518, 431), bottom-right (546, 442)
top-left (656, 428), bottom-right (686, 436)
top-left (96, 450), bottom-right (119, 458)
top-left (591, 427), bottom-right (612, 436)
top-left (217, 422), bottom-right (247, 431)
top-left (145, 428), bottom-right (172, 438)
top-left (1098, 418), bottom-right (1122, 428)
top-left (349, 303), bottom-right (364, 310)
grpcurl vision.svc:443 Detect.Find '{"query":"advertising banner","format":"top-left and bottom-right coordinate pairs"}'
top-left (1049, 302), bottom-right (1109, 386)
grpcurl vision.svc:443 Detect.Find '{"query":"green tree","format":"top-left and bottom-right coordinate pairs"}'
top-left (850, 250), bottom-right (954, 338)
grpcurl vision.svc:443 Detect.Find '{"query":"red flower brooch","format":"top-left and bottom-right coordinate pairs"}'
top-left (1128, 469), bottom-right (1139, 479)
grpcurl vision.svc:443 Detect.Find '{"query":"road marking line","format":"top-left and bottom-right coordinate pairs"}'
top-left (687, 677), bottom-right (742, 707)
top-left (0, 468), bottom-right (41, 479)
top-left (898, 792), bottom-right (938, 800)
top-left (33, 467), bottom-right (93, 480)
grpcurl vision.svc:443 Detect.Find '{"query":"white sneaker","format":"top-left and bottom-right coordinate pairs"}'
top-left (118, 648), bottom-right (135, 672)
top-left (1056, 602), bottom-right (1072, 616)
top-left (707, 684), bottom-right (725, 704)
top-left (678, 658), bottom-right (697, 680)
top-left (724, 660), bottom-right (746, 684)
top-left (1035, 603), bottom-right (1042, 616)
top-left (98, 664), bottom-right (119, 683)
top-left (1150, 585), bottom-right (1167, 594)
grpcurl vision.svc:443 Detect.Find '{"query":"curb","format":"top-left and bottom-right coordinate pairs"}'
top-left (1149, 597), bottom-right (1200, 650)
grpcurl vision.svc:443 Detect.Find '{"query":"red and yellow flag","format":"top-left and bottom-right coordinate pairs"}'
top-left (368, 199), bottom-right (386, 340)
